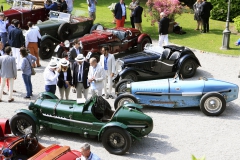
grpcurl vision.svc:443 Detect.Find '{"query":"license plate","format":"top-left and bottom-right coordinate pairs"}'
top-left (54, 45), bottom-right (60, 52)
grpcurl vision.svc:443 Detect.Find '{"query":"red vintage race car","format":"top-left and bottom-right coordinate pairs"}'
top-left (2, 0), bottom-right (49, 29)
top-left (54, 25), bottom-right (152, 60)
top-left (0, 119), bottom-right (81, 160)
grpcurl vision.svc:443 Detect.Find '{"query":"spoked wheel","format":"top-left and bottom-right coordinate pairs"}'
top-left (137, 37), bottom-right (151, 52)
top-left (115, 79), bottom-right (133, 94)
top-left (39, 39), bottom-right (54, 59)
top-left (200, 92), bottom-right (226, 116)
top-left (10, 114), bottom-right (36, 136)
top-left (180, 59), bottom-right (197, 78)
top-left (24, 133), bottom-right (39, 151)
top-left (114, 94), bottom-right (137, 110)
top-left (58, 23), bottom-right (73, 40)
top-left (102, 127), bottom-right (131, 155)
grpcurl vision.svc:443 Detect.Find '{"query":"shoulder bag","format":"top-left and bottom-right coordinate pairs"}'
top-left (26, 56), bottom-right (36, 75)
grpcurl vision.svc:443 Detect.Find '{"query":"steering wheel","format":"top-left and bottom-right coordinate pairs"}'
top-left (24, 133), bottom-right (39, 151)
top-left (126, 30), bottom-right (132, 36)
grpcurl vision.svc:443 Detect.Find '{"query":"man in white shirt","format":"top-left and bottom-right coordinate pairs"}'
top-left (99, 46), bottom-right (115, 99)
top-left (88, 57), bottom-right (104, 96)
top-left (25, 21), bottom-right (42, 68)
top-left (76, 143), bottom-right (100, 160)
top-left (87, 0), bottom-right (97, 21)
top-left (44, 61), bottom-right (61, 94)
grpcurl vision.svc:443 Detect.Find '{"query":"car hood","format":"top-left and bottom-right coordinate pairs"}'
top-left (3, 9), bottom-right (30, 16)
top-left (120, 51), bottom-right (160, 64)
top-left (36, 19), bottom-right (65, 30)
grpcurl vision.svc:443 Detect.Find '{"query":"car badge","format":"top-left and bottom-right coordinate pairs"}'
top-left (175, 87), bottom-right (180, 91)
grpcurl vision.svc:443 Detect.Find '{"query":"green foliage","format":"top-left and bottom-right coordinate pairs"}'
top-left (233, 16), bottom-right (240, 32)
top-left (210, 0), bottom-right (240, 22)
top-left (192, 155), bottom-right (206, 160)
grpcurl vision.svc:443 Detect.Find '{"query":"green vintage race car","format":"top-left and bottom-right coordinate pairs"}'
top-left (10, 92), bottom-right (153, 155)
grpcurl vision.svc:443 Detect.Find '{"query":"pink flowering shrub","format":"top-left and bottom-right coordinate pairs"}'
top-left (145, 0), bottom-right (183, 25)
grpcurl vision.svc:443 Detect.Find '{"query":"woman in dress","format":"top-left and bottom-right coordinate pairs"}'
top-left (57, 58), bottom-right (72, 100)
top-left (193, 0), bottom-right (202, 31)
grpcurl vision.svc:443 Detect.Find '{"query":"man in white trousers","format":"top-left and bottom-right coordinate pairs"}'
top-left (88, 57), bottom-right (105, 96)
top-left (158, 12), bottom-right (170, 47)
top-left (99, 46), bottom-right (115, 99)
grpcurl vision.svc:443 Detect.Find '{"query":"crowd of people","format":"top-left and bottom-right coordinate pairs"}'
top-left (43, 44), bottom-right (116, 101)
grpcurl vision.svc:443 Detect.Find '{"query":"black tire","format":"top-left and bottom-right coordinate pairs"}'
top-left (179, 59), bottom-right (197, 78)
top-left (137, 37), bottom-right (151, 52)
top-left (58, 23), bottom-right (73, 40)
top-left (10, 114), bottom-right (37, 136)
top-left (114, 93), bottom-right (138, 110)
top-left (90, 23), bottom-right (104, 33)
top-left (115, 79), bottom-right (133, 94)
top-left (200, 92), bottom-right (226, 116)
top-left (102, 127), bottom-right (132, 155)
top-left (39, 39), bottom-right (54, 60)
top-left (121, 72), bottom-right (138, 82)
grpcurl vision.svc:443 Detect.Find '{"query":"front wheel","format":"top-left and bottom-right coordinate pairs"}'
top-left (115, 79), bottom-right (133, 94)
top-left (137, 37), bottom-right (151, 52)
top-left (102, 127), bottom-right (132, 155)
top-left (200, 92), bottom-right (226, 116)
top-left (39, 39), bottom-right (54, 59)
top-left (114, 93), bottom-right (137, 110)
top-left (179, 59), bottom-right (197, 78)
top-left (10, 114), bottom-right (37, 136)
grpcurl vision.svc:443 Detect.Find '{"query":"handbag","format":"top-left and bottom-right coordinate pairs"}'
top-left (26, 57), bottom-right (36, 75)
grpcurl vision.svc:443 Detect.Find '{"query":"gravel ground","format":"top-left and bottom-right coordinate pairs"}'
top-left (1, 40), bottom-right (240, 160)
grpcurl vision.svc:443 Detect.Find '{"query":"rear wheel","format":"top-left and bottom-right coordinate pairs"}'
top-left (137, 37), bottom-right (151, 52)
top-left (39, 39), bottom-right (54, 59)
top-left (121, 72), bottom-right (138, 82)
top-left (10, 114), bottom-right (36, 136)
top-left (114, 94), bottom-right (138, 110)
top-left (115, 79), bottom-right (133, 94)
top-left (102, 127), bottom-right (131, 155)
top-left (200, 92), bottom-right (226, 116)
top-left (180, 59), bottom-right (197, 78)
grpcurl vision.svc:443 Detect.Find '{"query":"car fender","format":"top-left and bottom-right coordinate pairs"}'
top-left (119, 67), bottom-right (157, 78)
top-left (0, 119), bottom-right (11, 136)
top-left (98, 122), bottom-right (128, 140)
top-left (177, 54), bottom-right (201, 70)
top-left (39, 92), bottom-right (59, 99)
top-left (123, 103), bottom-right (143, 109)
top-left (137, 34), bottom-right (152, 44)
top-left (41, 35), bottom-right (61, 44)
top-left (14, 109), bottom-right (40, 133)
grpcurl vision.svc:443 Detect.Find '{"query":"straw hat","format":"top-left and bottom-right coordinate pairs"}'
top-left (75, 54), bottom-right (85, 61)
top-left (60, 58), bottom-right (69, 66)
top-left (48, 61), bottom-right (58, 68)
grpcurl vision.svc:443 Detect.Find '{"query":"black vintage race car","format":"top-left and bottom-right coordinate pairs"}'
top-left (114, 44), bottom-right (201, 91)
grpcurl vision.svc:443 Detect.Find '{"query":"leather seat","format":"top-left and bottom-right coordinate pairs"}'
top-left (161, 48), bottom-right (171, 60)
top-left (169, 51), bottom-right (180, 61)
top-left (113, 30), bottom-right (126, 41)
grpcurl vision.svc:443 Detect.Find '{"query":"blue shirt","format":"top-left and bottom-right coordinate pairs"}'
top-left (0, 20), bottom-right (8, 33)
top-left (87, 0), bottom-right (97, 12)
top-left (21, 54), bottom-right (37, 75)
top-left (79, 152), bottom-right (101, 160)
top-left (104, 56), bottom-right (108, 70)
top-left (120, 3), bottom-right (126, 16)
top-left (44, 2), bottom-right (58, 11)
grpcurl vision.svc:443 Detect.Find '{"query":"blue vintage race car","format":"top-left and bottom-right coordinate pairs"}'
top-left (114, 75), bottom-right (239, 116)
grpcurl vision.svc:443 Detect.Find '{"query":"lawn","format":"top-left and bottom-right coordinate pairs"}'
top-left (1, 0), bottom-right (239, 55)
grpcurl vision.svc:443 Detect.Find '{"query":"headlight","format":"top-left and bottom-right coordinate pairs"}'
top-left (116, 59), bottom-right (124, 73)
top-left (64, 40), bottom-right (70, 47)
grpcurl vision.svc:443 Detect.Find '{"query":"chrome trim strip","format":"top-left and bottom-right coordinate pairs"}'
top-left (182, 92), bottom-right (202, 96)
top-left (127, 125), bottom-right (146, 128)
top-left (42, 113), bottom-right (93, 125)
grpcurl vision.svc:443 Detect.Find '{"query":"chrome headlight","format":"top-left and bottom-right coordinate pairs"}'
top-left (116, 59), bottom-right (124, 73)
top-left (64, 40), bottom-right (70, 47)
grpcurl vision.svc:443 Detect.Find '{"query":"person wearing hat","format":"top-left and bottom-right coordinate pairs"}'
top-left (20, 47), bottom-right (37, 99)
top-left (44, 60), bottom-right (61, 94)
top-left (88, 57), bottom-right (105, 96)
top-left (44, 0), bottom-right (58, 11)
top-left (57, 58), bottom-right (72, 99)
top-left (72, 54), bottom-right (90, 99)
top-left (0, 12), bottom-right (9, 47)
top-left (2, 148), bottom-right (13, 160)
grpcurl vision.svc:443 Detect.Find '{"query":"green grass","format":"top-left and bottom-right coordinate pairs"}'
top-left (1, 0), bottom-right (239, 55)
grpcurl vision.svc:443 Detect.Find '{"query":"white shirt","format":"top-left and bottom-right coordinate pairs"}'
top-left (25, 27), bottom-right (41, 47)
top-left (44, 68), bottom-right (59, 85)
top-left (0, 50), bottom-right (4, 56)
